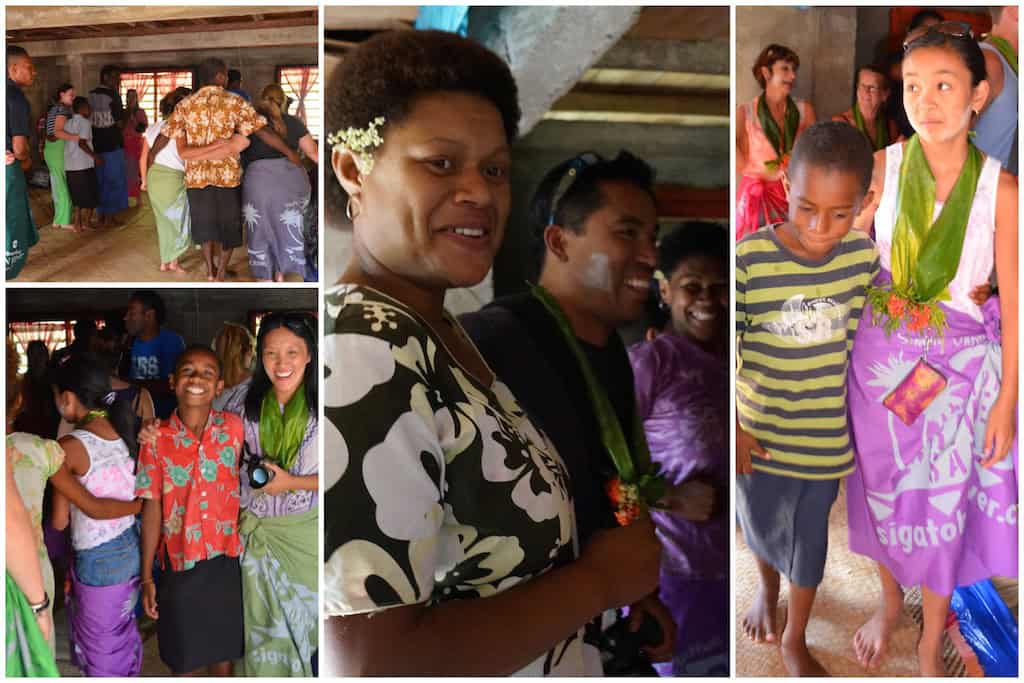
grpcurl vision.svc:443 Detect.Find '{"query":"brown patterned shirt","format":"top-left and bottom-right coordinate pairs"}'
top-left (162, 85), bottom-right (267, 189)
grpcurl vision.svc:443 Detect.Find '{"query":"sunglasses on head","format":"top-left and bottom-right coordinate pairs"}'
top-left (903, 21), bottom-right (973, 51)
top-left (547, 152), bottom-right (603, 226)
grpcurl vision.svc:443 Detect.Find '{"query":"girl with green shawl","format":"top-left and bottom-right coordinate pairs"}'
top-left (43, 84), bottom-right (78, 230)
top-left (833, 65), bottom-right (901, 152)
top-left (227, 312), bottom-right (319, 676)
top-left (736, 44), bottom-right (815, 240)
top-left (847, 24), bottom-right (1018, 676)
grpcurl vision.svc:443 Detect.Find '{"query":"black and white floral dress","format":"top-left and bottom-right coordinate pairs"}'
top-left (323, 284), bottom-right (593, 675)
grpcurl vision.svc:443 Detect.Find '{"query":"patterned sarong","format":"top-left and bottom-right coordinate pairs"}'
top-left (238, 507), bottom-right (317, 676)
top-left (5, 572), bottom-right (58, 677)
top-left (735, 174), bottom-right (788, 242)
top-left (5, 162), bottom-right (38, 279)
top-left (146, 164), bottom-right (191, 263)
top-left (66, 567), bottom-right (142, 676)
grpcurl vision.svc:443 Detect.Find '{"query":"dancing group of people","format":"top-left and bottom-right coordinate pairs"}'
top-left (735, 6), bottom-right (1017, 676)
top-left (6, 292), bottom-right (319, 677)
top-left (6, 47), bottom-right (318, 282)
top-left (323, 29), bottom-right (728, 676)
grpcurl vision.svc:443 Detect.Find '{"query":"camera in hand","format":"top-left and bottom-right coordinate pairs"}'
top-left (245, 444), bottom-right (275, 490)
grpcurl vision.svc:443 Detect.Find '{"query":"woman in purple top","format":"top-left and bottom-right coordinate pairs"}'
top-left (219, 312), bottom-right (318, 676)
top-left (629, 222), bottom-right (730, 676)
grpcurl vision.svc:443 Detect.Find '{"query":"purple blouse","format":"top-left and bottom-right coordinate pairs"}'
top-left (629, 332), bottom-right (728, 580)
top-left (219, 378), bottom-right (319, 518)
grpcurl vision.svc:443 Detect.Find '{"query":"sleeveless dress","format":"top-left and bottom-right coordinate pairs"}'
top-left (735, 96), bottom-right (808, 241)
top-left (846, 142), bottom-right (1017, 595)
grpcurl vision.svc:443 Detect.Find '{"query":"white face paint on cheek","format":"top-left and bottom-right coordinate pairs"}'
top-left (580, 252), bottom-right (613, 293)
top-left (808, 214), bottom-right (818, 231)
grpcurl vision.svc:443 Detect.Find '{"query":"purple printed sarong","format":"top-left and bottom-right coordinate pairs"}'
top-left (67, 567), bottom-right (142, 676)
top-left (848, 278), bottom-right (1018, 595)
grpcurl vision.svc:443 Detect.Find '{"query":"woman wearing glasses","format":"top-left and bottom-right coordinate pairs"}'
top-left (832, 65), bottom-right (902, 152)
top-left (848, 22), bottom-right (1018, 675)
top-left (323, 30), bottom-right (660, 675)
top-left (735, 44), bottom-right (816, 241)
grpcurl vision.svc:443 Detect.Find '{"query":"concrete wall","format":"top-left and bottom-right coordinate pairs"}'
top-left (735, 6), bottom-right (857, 121)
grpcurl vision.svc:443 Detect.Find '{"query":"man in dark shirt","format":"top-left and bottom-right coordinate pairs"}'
top-left (6, 45), bottom-right (39, 279)
top-left (89, 64), bottom-right (128, 227)
top-left (460, 151), bottom-right (675, 670)
top-left (226, 69), bottom-right (251, 102)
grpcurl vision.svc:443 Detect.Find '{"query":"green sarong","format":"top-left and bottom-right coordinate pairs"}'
top-left (5, 162), bottom-right (38, 280)
top-left (238, 508), bottom-right (317, 677)
top-left (145, 164), bottom-right (191, 263)
top-left (6, 573), bottom-right (59, 677)
top-left (43, 139), bottom-right (72, 225)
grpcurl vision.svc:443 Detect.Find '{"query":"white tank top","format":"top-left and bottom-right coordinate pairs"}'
top-left (874, 141), bottom-right (1001, 323)
top-left (68, 429), bottom-right (136, 551)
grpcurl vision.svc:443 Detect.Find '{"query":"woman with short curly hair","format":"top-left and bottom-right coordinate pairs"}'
top-left (323, 29), bottom-right (661, 676)
top-left (735, 44), bottom-right (815, 241)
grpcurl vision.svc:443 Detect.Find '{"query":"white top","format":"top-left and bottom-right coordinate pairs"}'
top-left (68, 429), bottom-right (136, 551)
top-left (63, 114), bottom-right (94, 171)
top-left (875, 141), bottom-right (1001, 323)
top-left (144, 119), bottom-right (185, 172)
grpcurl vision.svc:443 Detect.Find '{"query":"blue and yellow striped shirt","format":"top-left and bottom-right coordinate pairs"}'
top-left (736, 226), bottom-right (879, 480)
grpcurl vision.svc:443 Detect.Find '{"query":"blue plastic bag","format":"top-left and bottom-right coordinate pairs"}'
top-left (950, 579), bottom-right (1018, 677)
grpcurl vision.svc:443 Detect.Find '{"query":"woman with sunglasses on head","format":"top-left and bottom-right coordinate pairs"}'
top-left (848, 22), bottom-right (1018, 675)
top-left (735, 44), bottom-right (816, 241)
top-left (324, 30), bottom-right (660, 676)
top-left (216, 312), bottom-right (319, 676)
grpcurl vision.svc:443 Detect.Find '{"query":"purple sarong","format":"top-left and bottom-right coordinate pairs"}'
top-left (848, 275), bottom-right (1018, 595)
top-left (67, 567), bottom-right (142, 676)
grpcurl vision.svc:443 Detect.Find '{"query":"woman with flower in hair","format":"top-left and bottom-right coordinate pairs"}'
top-left (735, 44), bottom-right (815, 241)
top-left (846, 22), bottom-right (1018, 675)
top-left (323, 28), bottom-right (661, 676)
top-left (241, 84), bottom-right (319, 282)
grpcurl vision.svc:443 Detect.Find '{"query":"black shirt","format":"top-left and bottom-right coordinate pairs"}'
top-left (88, 85), bottom-right (124, 153)
top-left (461, 292), bottom-right (637, 547)
top-left (6, 78), bottom-right (31, 153)
top-left (243, 113), bottom-right (308, 164)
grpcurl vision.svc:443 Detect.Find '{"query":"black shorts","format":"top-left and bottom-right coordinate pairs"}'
top-left (186, 186), bottom-right (242, 248)
top-left (156, 554), bottom-right (244, 673)
top-left (66, 168), bottom-right (99, 209)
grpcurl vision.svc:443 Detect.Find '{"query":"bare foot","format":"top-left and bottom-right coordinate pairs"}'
top-left (917, 638), bottom-right (946, 677)
top-left (159, 263), bottom-right (168, 272)
top-left (781, 638), bottom-right (829, 677)
top-left (166, 262), bottom-right (188, 275)
top-left (853, 601), bottom-right (902, 669)
top-left (742, 586), bottom-right (780, 643)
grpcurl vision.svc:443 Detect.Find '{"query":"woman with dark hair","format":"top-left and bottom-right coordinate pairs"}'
top-left (323, 29), bottom-right (660, 676)
top-left (848, 23), bottom-right (1018, 675)
top-left (44, 83), bottom-right (79, 230)
top-left (833, 65), bottom-right (902, 151)
top-left (7, 348), bottom-right (141, 659)
top-left (241, 84), bottom-right (319, 282)
top-left (140, 87), bottom-right (211, 274)
top-left (13, 341), bottom-right (60, 439)
top-left (628, 222), bottom-right (729, 676)
top-left (216, 312), bottom-right (318, 676)
top-left (50, 353), bottom-right (143, 676)
top-left (735, 44), bottom-right (815, 241)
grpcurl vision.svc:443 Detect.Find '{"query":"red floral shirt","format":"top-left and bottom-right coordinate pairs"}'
top-left (135, 410), bottom-right (244, 571)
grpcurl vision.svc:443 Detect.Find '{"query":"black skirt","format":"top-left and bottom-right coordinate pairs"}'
top-left (66, 168), bottom-right (99, 209)
top-left (156, 554), bottom-right (244, 673)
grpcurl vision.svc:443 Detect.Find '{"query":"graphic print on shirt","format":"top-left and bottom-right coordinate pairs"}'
top-left (763, 294), bottom-right (849, 345)
top-left (133, 355), bottom-right (162, 379)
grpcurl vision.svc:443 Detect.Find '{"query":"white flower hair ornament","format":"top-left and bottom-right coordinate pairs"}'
top-left (328, 116), bottom-right (386, 175)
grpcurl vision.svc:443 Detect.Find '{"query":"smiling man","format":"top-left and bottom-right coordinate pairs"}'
top-left (460, 150), bottom-right (676, 673)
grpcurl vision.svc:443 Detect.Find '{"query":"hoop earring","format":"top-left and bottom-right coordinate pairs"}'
top-left (345, 197), bottom-right (359, 221)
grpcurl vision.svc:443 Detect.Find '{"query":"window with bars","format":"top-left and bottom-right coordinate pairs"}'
top-left (119, 71), bottom-right (194, 126)
top-left (276, 65), bottom-right (320, 140)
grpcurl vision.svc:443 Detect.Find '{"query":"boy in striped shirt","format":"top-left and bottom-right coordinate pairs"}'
top-left (735, 122), bottom-right (879, 676)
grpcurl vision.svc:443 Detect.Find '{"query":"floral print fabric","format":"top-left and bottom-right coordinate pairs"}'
top-left (134, 410), bottom-right (244, 571)
top-left (323, 284), bottom-right (588, 675)
top-left (162, 86), bottom-right (267, 189)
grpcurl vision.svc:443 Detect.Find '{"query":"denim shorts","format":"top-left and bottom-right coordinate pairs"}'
top-left (75, 524), bottom-right (140, 587)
